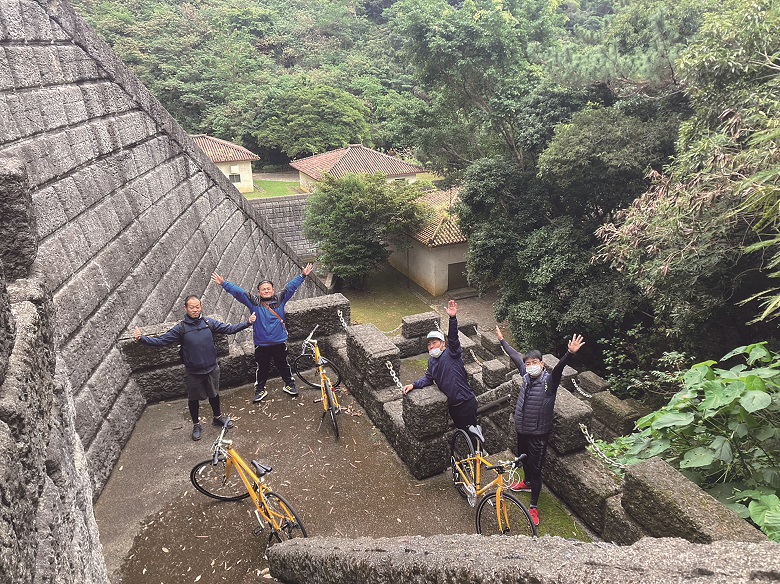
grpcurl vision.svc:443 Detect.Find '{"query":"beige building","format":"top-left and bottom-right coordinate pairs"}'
top-left (389, 188), bottom-right (468, 297)
top-left (190, 134), bottom-right (260, 194)
top-left (289, 144), bottom-right (423, 192)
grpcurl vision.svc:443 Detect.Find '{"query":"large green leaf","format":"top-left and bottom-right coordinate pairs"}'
top-left (740, 390), bottom-right (772, 413)
top-left (710, 436), bottom-right (733, 463)
top-left (699, 380), bottom-right (743, 411)
top-left (680, 447), bottom-right (715, 468)
top-left (651, 411), bottom-right (695, 429)
top-left (748, 495), bottom-right (780, 530)
top-left (643, 438), bottom-right (671, 458)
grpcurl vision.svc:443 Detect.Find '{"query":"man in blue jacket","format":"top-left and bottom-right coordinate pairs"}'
top-left (133, 295), bottom-right (255, 441)
top-left (402, 300), bottom-right (479, 438)
top-left (496, 327), bottom-right (585, 527)
top-left (211, 264), bottom-right (312, 402)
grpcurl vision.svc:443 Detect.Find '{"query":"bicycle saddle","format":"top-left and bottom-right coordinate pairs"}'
top-left (468, 424), bottom-right (485, 444)
top-left (251, 460), bottom-right (272, 477)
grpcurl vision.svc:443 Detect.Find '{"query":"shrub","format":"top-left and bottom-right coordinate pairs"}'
top-left (590, 342), bottom-right (780, 541)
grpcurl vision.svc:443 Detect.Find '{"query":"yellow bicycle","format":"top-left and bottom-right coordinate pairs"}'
top-left (450, 428), bottom-right (537, 536)
top-left (292, 325), bottom-right (343, 439)
top-left (190, 417), bottom-right (308, 543)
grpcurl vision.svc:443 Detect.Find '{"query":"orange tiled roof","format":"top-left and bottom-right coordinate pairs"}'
top-left (289, 144), bottom-right (423, 180)
top-left (190, 134), bottom-right (260, 163)
top-left (410, 188), bottom-right (467, 248)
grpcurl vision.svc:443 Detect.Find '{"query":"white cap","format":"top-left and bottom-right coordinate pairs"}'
top-left (426, 330), bottom-right (445, 342)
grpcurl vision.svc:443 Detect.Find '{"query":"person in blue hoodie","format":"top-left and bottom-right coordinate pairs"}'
top-left (402, 300), bottom-right (480, 440)
top-left (496, 326), bottom-right (584, 527)
top-left (133, 295), bottom-right (255, 441)
top-left (211, 264), bottom-right (313, 403)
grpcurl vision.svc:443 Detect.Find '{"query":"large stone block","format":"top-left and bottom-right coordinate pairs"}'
top-left (284, 293), bottom-right (350, 341)
top-left (460, 332), bottom-right (477, 364)
top-left (602, 494), bottom-right (645, 545)
top-left (401, 311), bottom-right (440, 338)
top-left (268, 533), bottom-right (780, 584)
top-left (346, 324), bottom-right (400, 390)
top-left (542, 353), bottom-right (578, 382)
top-left (385, 400), bottom-right (449, 479)
top-left (576, 370), bottom-right (610, 395)
top-left (0, 157), bottom-right (36, 280)
top-left (360, 385), bottom-right (400, 437)
top-left (390, 334), bottom-right (427, 358)
top-left (591, 391), bottom-right (650, 436)
top-left (481, 358), bottom-right (508, 389)
top-left (479, 330), bottom-right (502, 355)
top-left (402, 384), bottom-right (449, 440)
top-left (623, 458), bottom-right (767, 543)
top-left (549, 389), bottom-right (592, 455)
top-left (545, 449), bottom-right (623, 534)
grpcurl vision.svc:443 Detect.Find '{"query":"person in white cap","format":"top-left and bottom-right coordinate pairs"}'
top-left (403, 300), bottom-right (479, 440)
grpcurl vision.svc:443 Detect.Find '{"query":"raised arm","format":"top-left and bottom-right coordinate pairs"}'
top-left (549, 334), bottom-right (585, 389)
top-left (206, 313), bottom-right (256, 335)
top-left (496, 326), bottom-right (525, 374)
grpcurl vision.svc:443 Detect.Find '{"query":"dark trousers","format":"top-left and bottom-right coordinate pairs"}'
top-left (516, 432), bottom-right (550, 507)
top-left (449, 396), bottom-right (479, 447)
top-left (254, 343), bottom-right (295, 390)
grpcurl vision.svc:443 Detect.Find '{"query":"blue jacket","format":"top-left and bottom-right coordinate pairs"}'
top-left (221, 275), bottom-right (304, 347)
top-left (411, 316), bottom-right (475, 405)
top-left (502, 339), bottom-right (572, 435)
top-left (138, 314), bottom-right (252, 375)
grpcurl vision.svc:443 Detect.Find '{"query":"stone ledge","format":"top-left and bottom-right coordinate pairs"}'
top-left (268, 534), bottom-right (780, 584)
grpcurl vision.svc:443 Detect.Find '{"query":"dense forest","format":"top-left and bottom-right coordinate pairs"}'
top-left (72, 0), bottom-right (780, 539)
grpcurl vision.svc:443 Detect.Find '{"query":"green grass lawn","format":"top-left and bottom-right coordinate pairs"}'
top-left (340, 268), bottom-right (433, 333)
top-left (244, 180), bottom-right (301, 199)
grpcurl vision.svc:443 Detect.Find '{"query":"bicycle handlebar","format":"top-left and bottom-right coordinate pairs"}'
top-left (488, 454), bottom-right (527, 473)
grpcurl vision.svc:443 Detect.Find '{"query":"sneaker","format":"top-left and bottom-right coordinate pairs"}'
top-left (529, 507), bottom-right (540, 527)
top-left (212, 415), bottom-right (234, 429)
top-left (191, 423), bottom-right (202, 441)
top-left (282, 385), bottom-right (299, 397)
top-left (508, 479), bottom-right (531, 492)
top-left (253, 389), bottom-right (268, 403)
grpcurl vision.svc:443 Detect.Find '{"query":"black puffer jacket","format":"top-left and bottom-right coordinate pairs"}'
top-left (501, 339), bottom-right (573, 436)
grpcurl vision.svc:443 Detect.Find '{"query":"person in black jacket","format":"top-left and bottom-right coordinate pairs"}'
top-left (496, 327), bottom-right (584, 527)
top-left (402, 300), bottom-right (480, 441)
top-left (133, 295), bottom-right (255, 441)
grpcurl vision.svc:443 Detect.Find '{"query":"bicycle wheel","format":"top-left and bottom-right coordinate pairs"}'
top-left (450, 429), bottom-right (476, 500)
top-left (476, 492), bottom-right (536, 537)
top-left (293, 353), bottom-right (342, 388)
top-left (264, 492), bottom-right (308, 542)
top-left (325, 380), bottom-right (340, 439)
top-left (190, 459), bottom-right (251, 501)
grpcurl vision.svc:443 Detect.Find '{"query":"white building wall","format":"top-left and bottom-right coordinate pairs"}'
top-left (216, 160), bottom-right (254, 193)
top-left (389, 240), bottom-right (468, 296)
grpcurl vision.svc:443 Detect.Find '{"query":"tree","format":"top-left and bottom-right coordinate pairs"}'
top-left (388, 0), bottom-right (564, 168)
top-left (253, 83), bottom-right (371, 159)
top-left (595, 0), bottom-right (780, 352)
top-left (304, 174), bottom-right (430, 287)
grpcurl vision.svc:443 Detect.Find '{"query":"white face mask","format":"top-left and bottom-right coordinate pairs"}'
top-left (526, 364), bottom-right (543, 377)
top-left (429, 347), bottom-right (443, 358)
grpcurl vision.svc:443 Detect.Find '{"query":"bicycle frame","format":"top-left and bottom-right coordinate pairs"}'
top-left (454, 449), bottom-right (503, 500)
top-left (211, 429), bottom-right (290, 533)
top-left (301, 334), bottom-right (341, 415)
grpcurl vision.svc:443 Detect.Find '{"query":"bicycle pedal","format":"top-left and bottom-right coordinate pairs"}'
top-left (252, 526), bottom-right (264, 537)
